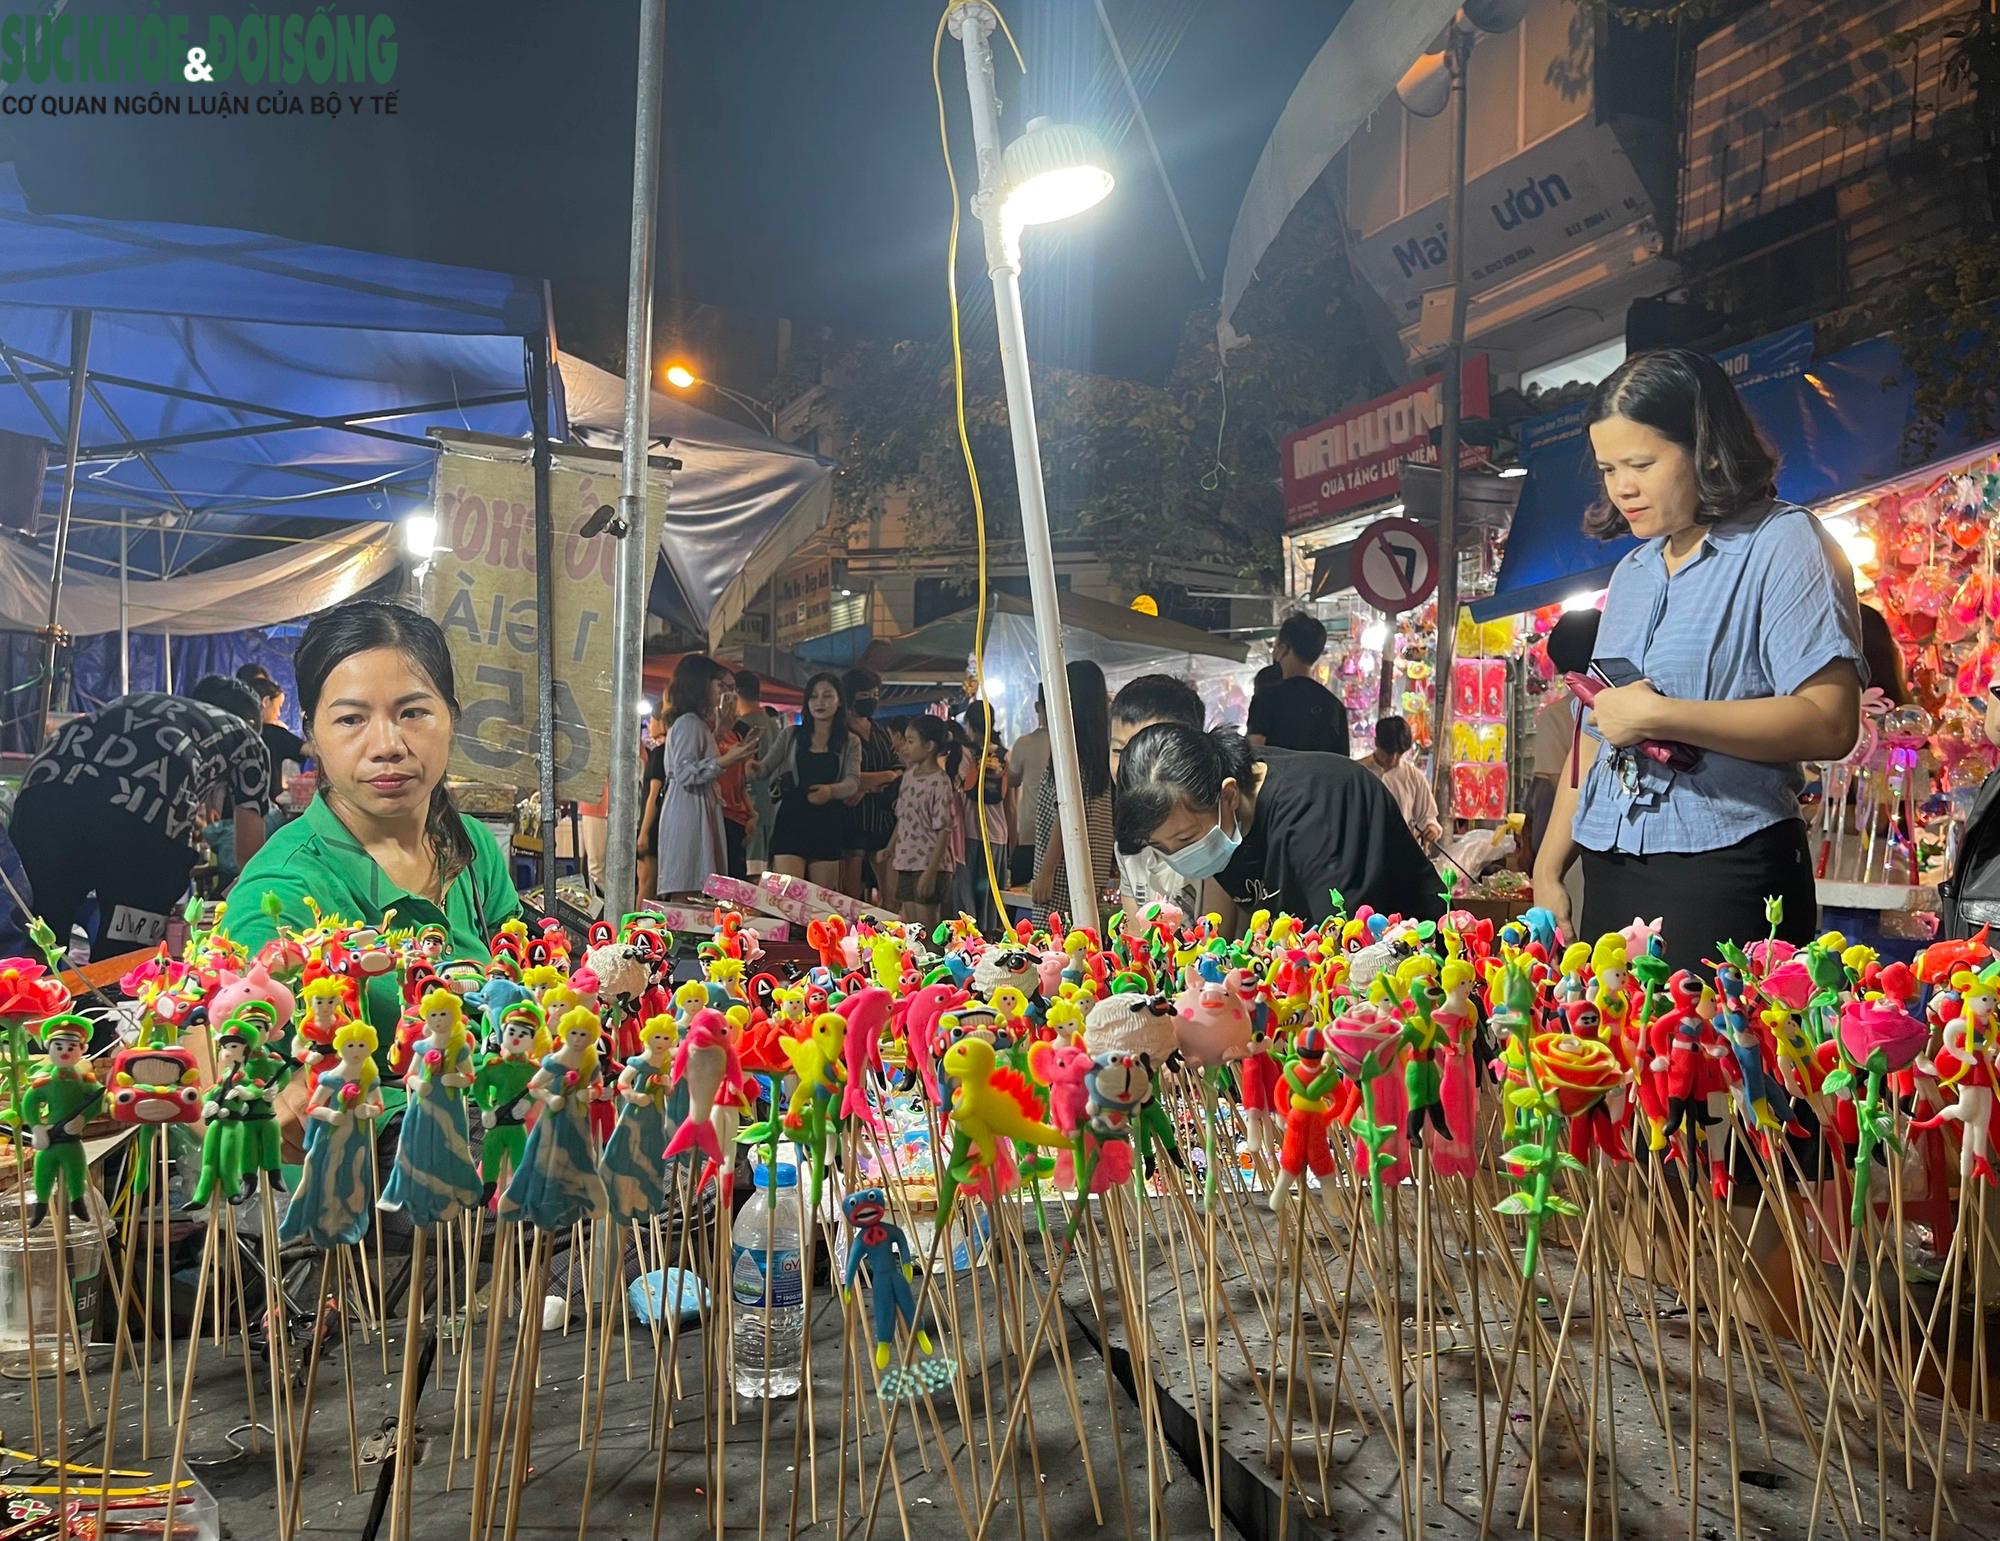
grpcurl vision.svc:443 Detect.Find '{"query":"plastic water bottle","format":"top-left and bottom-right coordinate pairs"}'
top-left (731, 1159), bottom-right (807, 1398)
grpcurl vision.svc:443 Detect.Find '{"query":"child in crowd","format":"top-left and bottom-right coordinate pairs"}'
top-left (888, 716), bottom-right (963, 928)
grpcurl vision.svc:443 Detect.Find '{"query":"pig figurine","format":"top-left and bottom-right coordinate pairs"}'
top-left (1173, 962), bottom-right (1252, 1070)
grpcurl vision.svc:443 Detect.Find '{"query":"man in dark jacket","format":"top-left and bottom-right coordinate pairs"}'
top-left (1942, 686), bottom-right (2000, 939)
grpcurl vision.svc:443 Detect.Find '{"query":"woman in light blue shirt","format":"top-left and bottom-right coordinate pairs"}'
top-left (1533, 349), bottom-right (1863, 972)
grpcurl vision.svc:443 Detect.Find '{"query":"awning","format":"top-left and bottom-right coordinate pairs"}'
top-left (1472, 325), bottom-right (1916, 619)
top-left (559, 355), bottom-right (837, 647)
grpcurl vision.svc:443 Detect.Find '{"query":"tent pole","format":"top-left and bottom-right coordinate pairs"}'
top-left (159, 526), bottom-right (172, 694)
top-left (603, 0), bottom-right (668, 922)
top-left (36, 309), bottom-right (91, 740)
top-left (529, 339), bottom-right (557, 919)
top-left (118, 513), bottom-right (129, 697)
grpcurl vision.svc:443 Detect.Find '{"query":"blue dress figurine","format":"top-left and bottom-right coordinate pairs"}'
top-left (602, 1015), bottom-right (677, 1227)
top-left (379, 990), bottom-right (483, 1227)
top-left (498, 1006), bottom-right (609, 1232)
top-left (278, 1023), bottom-right (384, 1250)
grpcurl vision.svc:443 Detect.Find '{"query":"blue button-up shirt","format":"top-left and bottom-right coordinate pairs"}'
top-left (1573, 502), bottom-right (1863, 856)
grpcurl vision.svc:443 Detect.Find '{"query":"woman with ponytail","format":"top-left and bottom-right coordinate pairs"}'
top-left (228, 601), bottom-right (521, 1036)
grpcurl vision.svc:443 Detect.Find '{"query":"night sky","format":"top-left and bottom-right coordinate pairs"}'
top-left (0, 0), bottom-right (1349, 381)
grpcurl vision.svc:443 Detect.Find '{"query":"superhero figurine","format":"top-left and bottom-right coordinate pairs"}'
top-left (841, 1188), bottom-right (933, 1370)
top-left (1913, 970), bottom-right (2000, 1184)
top-left (22, 1015), bottom-right (103, 1228)
top-left (1237, 1004), bottom-right (1285, 1169)
top-left (1713, 963), bottom-right (1783, 1134)
top-left (1270, 1026), bottom-right (1342, 1212)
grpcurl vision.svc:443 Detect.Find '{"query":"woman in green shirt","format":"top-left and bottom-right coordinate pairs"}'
top-left (227, 601), bottom-right (521, 1034)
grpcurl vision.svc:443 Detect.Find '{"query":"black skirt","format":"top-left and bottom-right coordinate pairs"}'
top-left (1579, 817), bottom-right (1817, 974)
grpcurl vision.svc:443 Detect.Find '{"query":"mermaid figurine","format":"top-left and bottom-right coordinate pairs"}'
top-left (378, 987), bottom-right (482, 1226)
top-left (278, 1020), bottom-right (385, 1249)
top-left (497, 1005), bottom-right (609, 1231)
top-left (601, 1012), bottom-right (676, 1227)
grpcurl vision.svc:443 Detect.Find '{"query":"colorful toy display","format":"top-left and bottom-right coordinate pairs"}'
top-left (0, 849), bottom-right (1995, 1541)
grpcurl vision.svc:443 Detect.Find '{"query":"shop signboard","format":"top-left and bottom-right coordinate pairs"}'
top-left (1348, 118), bottom-right (1654, 328)
top-left (423, 431), bottom-right (670, 803)
top-left (1282, 356), bottom-right (1490, 530)
top-left (774, 557), bottom-right (836, 648)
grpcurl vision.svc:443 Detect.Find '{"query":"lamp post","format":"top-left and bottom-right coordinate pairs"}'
top-left (948, 1), bottom-right (1114, 930)
top-left (663, 365), bottom-right (780, 437)
top-left (1399, 0), bottom-right (1528, 818)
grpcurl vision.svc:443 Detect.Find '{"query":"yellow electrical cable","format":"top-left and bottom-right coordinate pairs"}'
top-left (933, 4), bottom-right (1026, 926)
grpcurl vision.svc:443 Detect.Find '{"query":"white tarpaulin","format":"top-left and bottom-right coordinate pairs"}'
top-left (557, 353), bottom-right (836, 648)
top-left (1216, 0), bottom-right (1463, 355)
top-left (0, 522), bottom-right (397, 636)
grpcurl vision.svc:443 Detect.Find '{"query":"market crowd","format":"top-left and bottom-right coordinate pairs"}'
top-left (631, 617), bottom-right (1446, 936)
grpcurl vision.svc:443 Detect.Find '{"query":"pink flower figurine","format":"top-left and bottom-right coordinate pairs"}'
top-left (1836, 998), bottom-right (1927, 1073)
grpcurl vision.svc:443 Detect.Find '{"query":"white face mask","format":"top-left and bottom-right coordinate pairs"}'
top-left (1161, 794), bottom-right (1242, 881)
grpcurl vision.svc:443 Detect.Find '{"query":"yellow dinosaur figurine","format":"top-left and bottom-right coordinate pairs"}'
top-left (941, 1036), bottom-right (1067, 1175)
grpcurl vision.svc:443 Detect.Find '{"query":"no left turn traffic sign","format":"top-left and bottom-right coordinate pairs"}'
top-left (1350, 516), bottom-right (1438, 615)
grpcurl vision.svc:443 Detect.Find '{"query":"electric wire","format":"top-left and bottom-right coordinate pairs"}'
top-left (933, 3), bottom-right (1025, 920)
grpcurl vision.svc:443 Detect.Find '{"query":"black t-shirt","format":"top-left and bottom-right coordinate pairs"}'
top-left (849, 721), bottom-right (900, 851)
top-left (1216, 747), bottom-right (1442, 926)
top-left (261, 721), bottom-right (306, 774)
top-left (22, 693), bottom-right (271, 848)
top-left (642, 742), bottom-right (666, 854)
top-left (1247, 674), bottom-right (1349, 755)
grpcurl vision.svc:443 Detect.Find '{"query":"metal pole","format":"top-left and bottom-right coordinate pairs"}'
top-left (37, 309), bottom-right (91, 738)
top-left (1431, 31), bottom-right (1472, 820)
top-left (953, 3), bottom-right (1099, 930)
top-left (528, 337), bottom-right (558, 918)
top-left (603, 0), bottom-right (668, 921)
top-left (117, 513), bottom-right (129, 697)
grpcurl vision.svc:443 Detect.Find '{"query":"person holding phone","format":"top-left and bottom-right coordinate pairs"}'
top-left (1534, 348), bottom-right (1864, 972)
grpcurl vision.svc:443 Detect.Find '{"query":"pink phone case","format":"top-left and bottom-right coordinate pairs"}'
top-left (1563, 672), bottom-right (1701, 771)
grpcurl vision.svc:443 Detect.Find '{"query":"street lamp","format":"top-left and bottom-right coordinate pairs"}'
top-left (947, 4), bottom-right (1113, 929)
top-left (1394, 1), bottom-right (1527, 819)
top-left (661, 362), bottom-right (779, 436)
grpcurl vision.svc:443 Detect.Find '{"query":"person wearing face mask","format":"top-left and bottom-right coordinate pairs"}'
top-left (1542, 348), bottom-right (1863, 968)
top-left (1115, 724), bottom-right (1442, 933)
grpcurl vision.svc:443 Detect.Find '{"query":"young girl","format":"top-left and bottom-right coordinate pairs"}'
top-left (888, 717), bottom-right (963, 928)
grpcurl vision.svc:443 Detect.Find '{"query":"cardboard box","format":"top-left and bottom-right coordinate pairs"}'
top-left (702, 875), bottom-right (790, 917)
top-left (756, 870), bottom-right (861, 926)
top-left (644, 902), bottom-right (793, 943)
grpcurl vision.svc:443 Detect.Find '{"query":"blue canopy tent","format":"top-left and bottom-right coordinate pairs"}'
top-left (0, 159), bottom-right (561, 746)
top-left (1472, 325), bottom-right (1924, 619)
top-left (0, 164), bottom-right (836, 737)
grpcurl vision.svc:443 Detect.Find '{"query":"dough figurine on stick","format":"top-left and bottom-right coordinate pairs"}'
top-left (378, 987), bottom-right (481, 1226)
top-left (22, 1014), bottom-right (102, 1228)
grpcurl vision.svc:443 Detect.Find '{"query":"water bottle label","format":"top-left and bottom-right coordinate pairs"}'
top-left (730, 1245), bottom-right (804, 1309)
